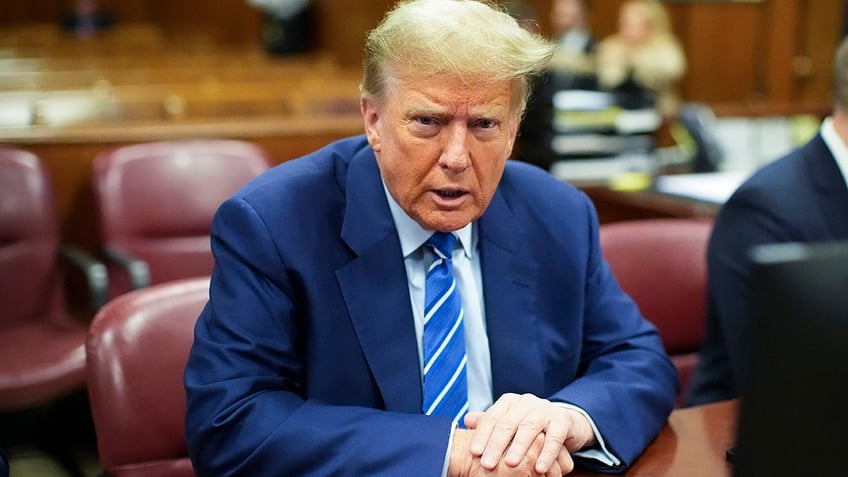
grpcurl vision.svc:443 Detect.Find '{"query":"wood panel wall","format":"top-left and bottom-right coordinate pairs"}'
top-left (3, 0), bottom-right (843, 112)
top-left (2, 0), bottom-right (846, 255)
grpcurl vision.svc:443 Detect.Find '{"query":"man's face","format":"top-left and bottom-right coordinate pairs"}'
top-left (552, 0), bottom-right (585, 35)
top-left (361, 69), bottom-right (521, 232)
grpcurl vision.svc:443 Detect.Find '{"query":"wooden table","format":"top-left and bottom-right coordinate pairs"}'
top-left (573, 400), bottom-right (738, 477)
top-left (578, 184), bottom-right (720, 224)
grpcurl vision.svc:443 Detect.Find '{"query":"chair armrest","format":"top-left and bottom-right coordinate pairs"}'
top-left (103, 246), bottom-right (151, 290)
top-left (60, 244), bottom-right (109, 312)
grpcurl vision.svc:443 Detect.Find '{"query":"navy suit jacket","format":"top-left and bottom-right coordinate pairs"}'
top-left (686, 133), bottom-right (848, 406)
top-left (184, 135), bottom-right (677, 476)
top-left (0, 445), bottom-right (7, 477)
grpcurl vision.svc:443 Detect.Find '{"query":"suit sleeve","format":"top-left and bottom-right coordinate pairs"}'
top-left (703, 186), bottom-right (796, 394)
top-left (549, 197), bottom-right (679, 473)
top-left (184, 198), bottom-right (452, 477)
top-left (0, 445), bottom-right (8, 477)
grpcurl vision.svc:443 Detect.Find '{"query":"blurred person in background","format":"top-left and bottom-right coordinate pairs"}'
top-left (595, 0), bottom-right (686, 117)
top-left (513, 0), bottom-right (598, 170)
top-left (548, 0), bottom-right (597, 83)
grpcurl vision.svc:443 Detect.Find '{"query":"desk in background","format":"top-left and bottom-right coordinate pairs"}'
top-left (573, 400), bottom-right (738, 477)
top-left (578, 183), bottom-right (721, 224)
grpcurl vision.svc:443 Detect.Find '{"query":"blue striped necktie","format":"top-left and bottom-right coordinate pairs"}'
top-left (422, 232), bottom-right (469, 426)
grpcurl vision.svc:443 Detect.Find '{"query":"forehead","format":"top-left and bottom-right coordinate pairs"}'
top-left (383, 67), bottom-right (520, 114)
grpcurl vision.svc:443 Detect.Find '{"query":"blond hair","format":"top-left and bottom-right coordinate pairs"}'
top-left (361, 0), bottom-right (556, 111)
top-left (623, 0), bottom-right (672, 37)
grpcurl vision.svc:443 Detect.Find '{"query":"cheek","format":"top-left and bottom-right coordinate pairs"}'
top-left (475, 153), bottom-right (508, 193)
top-left (380, 143), bottom-right (430, 199)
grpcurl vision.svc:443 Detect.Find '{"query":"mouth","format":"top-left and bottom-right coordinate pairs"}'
top-left (430, 188), bottom-right (469, 206)
top-left (435, 189), bottom-right (466, 199)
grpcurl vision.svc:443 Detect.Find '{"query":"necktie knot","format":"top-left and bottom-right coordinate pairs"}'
top-left (427, 232), bottom-right (456, 260)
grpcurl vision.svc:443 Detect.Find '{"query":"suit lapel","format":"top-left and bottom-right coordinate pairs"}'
top-left (806, 134), bottom-right (848, 237)
top-left (335, 148), bottom-right (422, 413)
top-left (478, 188), bottom-right (546, 398)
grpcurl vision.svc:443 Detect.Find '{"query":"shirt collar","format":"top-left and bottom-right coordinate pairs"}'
top-left (381, 180), bottom-right (475, 259)
top-left (820, 116), bottom-right (848, 188)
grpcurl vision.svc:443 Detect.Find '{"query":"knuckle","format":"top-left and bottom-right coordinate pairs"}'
top-left (494, 419), bottom-right (516, 433)
top-left (517, 420), bottom-right (539, 432)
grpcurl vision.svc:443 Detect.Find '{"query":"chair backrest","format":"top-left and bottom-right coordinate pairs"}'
top-left (91, 139), bottom-right (271, 290)
top-left (0, 146), bottom-right (63, 325)
top-left (599, 218), bottom-right (712, 402)
top-left (86, 276), bottom-right (209, 477)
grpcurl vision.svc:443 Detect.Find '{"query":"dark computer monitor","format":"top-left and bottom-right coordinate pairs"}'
top-left (733, 241), bottom-right (848, 477)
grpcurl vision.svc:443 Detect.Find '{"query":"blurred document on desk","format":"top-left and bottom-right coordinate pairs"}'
top-left (653, 171), bottom-right (751, 204)
top-left (551, 153), bottom-right (655, 182)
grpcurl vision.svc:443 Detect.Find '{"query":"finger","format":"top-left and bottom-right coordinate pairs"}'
top-left (556, 448), bottom-right (575, 475)
top-left (545, 459), bottom-right (564, 477)
top-left (523, 433), bottom-right (558, 476)
top-left (478, 415), bottom-right (519, 469)
top-left (485, 394), bottom-right (549, 468)
top-left (472, 395), bottom-right (526, 469)
top-left (468, 394), bottom-right (516, 457)
top-left (534, 414), bottom-right (569, 473)
top-left (504, 408), bottom-right (549, 466)
top-left (463, 411), bottom-right (484, 430)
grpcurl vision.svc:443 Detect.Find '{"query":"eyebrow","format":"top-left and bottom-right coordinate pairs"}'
top-left (403, 104), bottom-right (508, 121)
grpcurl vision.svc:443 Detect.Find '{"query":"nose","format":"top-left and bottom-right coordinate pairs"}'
top-left (439, 123), bottom-right (470, 172)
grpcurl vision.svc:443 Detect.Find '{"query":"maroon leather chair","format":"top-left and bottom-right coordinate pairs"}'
top-left (86, 277), bottom-right (209, 477)
top-left (599, 218), bottom-right (713, 405)
top-left (0, 146), bottom-right (107, 476)
top-left (91, 139), bottom-right (271, 299)
top-left (0, 146), bottom-right (106, 412)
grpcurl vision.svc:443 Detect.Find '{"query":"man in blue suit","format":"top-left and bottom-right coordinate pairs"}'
top-left (686, 37), bottom-right (848, 406)
top-left (184, 1), bottom-right (677, 475)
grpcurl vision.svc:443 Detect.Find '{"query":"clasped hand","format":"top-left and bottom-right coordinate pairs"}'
top-left (448, 393), bottom-right (596, 477)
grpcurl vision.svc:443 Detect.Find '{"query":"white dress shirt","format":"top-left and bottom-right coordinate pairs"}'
top-left (820, 117), bottom-right (848, 188)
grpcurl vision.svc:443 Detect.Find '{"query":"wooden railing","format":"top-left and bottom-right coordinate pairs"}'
top-left (0, 23), bottom-right (366, 252)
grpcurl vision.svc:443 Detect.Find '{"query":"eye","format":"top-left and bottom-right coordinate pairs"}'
top-left (474, 118), bottom-right (499, 130)
top-left (415, 116), bottom-right (438, 126)
top-left (409, 115), bottom-right (441, 137)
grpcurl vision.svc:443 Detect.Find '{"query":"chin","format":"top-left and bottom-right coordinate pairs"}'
top-left (429, 215), bottom-right (477, 233)
top-left (414, 204), bottom-right (481, 232)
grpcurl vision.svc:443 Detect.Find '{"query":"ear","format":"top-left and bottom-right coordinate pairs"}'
top-left (360, 95), bottom-right (382, 152)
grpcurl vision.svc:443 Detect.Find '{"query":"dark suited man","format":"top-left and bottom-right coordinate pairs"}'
top-left (0, 446), bottom-right (7, 477)
top-left (184, 1), bottom-right (677, 475)
top-left (548, 0), bottom-right (597, 79)
top-left (686, 36), bottom-right (848, 406)
top-left (513, 0), bottom-right (598, 171)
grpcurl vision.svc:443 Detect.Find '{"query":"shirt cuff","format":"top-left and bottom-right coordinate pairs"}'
top-left (554, 402), bottom-right (622, 467)
top-left (441, 421), bottom-right (457, 477)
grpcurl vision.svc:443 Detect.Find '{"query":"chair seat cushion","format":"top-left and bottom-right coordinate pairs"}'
top-left (106, 457), bottom-right (195, 477)
top-left (0, 318), bottom-right (87, 411)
